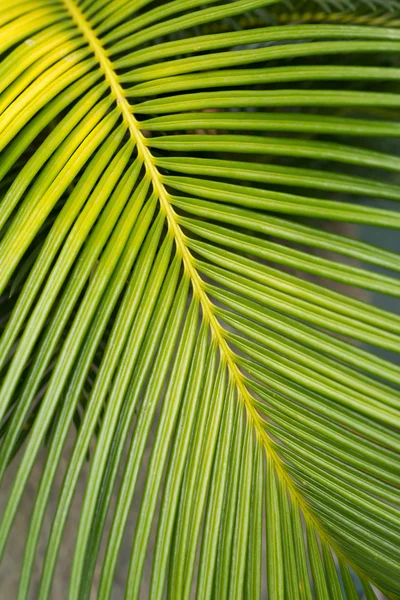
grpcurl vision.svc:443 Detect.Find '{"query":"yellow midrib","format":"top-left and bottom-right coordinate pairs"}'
top-left (61, 0), bottom-right (272, 444)
top-left (62, 0), bottom-right (374, 589)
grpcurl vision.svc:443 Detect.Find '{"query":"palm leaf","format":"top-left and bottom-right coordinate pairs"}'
top-left (0, 0), bottom-right (400, 598)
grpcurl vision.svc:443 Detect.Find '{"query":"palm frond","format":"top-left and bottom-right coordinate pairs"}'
top-left (0, 1), bottom-right (400, 598)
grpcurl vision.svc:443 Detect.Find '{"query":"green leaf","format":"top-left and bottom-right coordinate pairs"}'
top-left (1, 1), bottom-right (399, 599)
